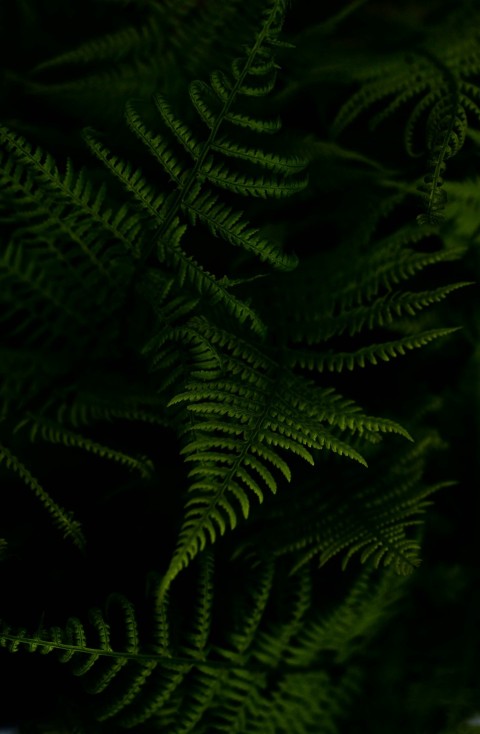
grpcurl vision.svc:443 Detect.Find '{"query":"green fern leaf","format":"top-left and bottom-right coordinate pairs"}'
top-left (16, 416), bottom-right (154, 479)
top-left (0, 127), bottom-right (141, 254)
top-left (153, 316), bottom-right (418, 601)
top-left (184, 187), bottom-right (297, 271)
top-left (199, 157), bottom-right (307, 199)
top-left (288, 327), bottom-right (462, 372)
top-left (287, 569), bottom-right (405, 665)
top-left (0, 443), bottom-right (85, 549)
top-left (331, 34), bottom-right (479, 222)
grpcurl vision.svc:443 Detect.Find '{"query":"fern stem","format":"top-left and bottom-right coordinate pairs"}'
top-left (139, 0), bottom-right (286, 266)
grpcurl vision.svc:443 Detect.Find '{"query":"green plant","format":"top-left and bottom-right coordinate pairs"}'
top-left (0, 0), bottom-right (478, 732)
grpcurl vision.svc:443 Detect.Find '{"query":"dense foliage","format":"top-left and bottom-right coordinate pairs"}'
top-left (0, 0), bottom-right (478, 731)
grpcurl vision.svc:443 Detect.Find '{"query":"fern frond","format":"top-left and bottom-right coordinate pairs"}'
top-left (16, 416), bottom-right (154, 479)
top-left (0, 561), bottom-right (273, 728)
top-left (153, 315), bottom-right (419, 601)
top-left (0, 594), bottom-right (182, 726)
top-left (141, 289), bottom-right (223, 390)
top-left (331, 54), bottom-right (435, 138)
top-left (417, 90), bottom-right (468, 225)
top-left (199, 157), bottom-right (307, 199)
top-left (174, 673), bottom-right (221, 734)
top-left (248, 669), bottom-right (354, 734)
top-left (160, 378), bottom-right (307, 592)
top-left (293, 283), bottom-right (471, 344)
top-left (347, 229), bottom-right (467, 300)
top-left (227, 556), bottom-right (275, 659)
top-left (225, 109), bottom-right (282, 135)
top-left (211, 667), bottom-right (268, 732)
top-left (252, 564), bottom-right (312, 668)
top-left (332, 34), bottom-right (479, 222)
top-left (88, 110), bottom-right (297, 275)
top-left (184, 186), bottom-right (297, 271)
top-left (211, 136), bottom-right (306, 175)
top-left (114, 585), bottom-right (191, 728)
top-left (82, 0), bottom-right (304, 343)
top-left (0, 130), bottom-right (140, 320)
top-left (0, 443), bottom-right (84, 549)
top-left (289, 435), bottom-right (451, 576)
top-left (0, 594), bottom-right (139, 682)
top-left (82, 129), bottom-right (170, 226)
top-left (266, 220), bottom-right (468, 364)
top-left (0, 2), bottom-right (473, 731)
top-left (163, 224), bottom-right (267, 336)
top-left (177, 566), bottom-right (211, 649)
top-left (287, 569), bottom-right (406, 665)
top-left (54, 390), bottom-right (171, 430)
top-left (0, 127), bottom-right (143, 262)
top-left (288, 327), bottom-right (462, 372)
